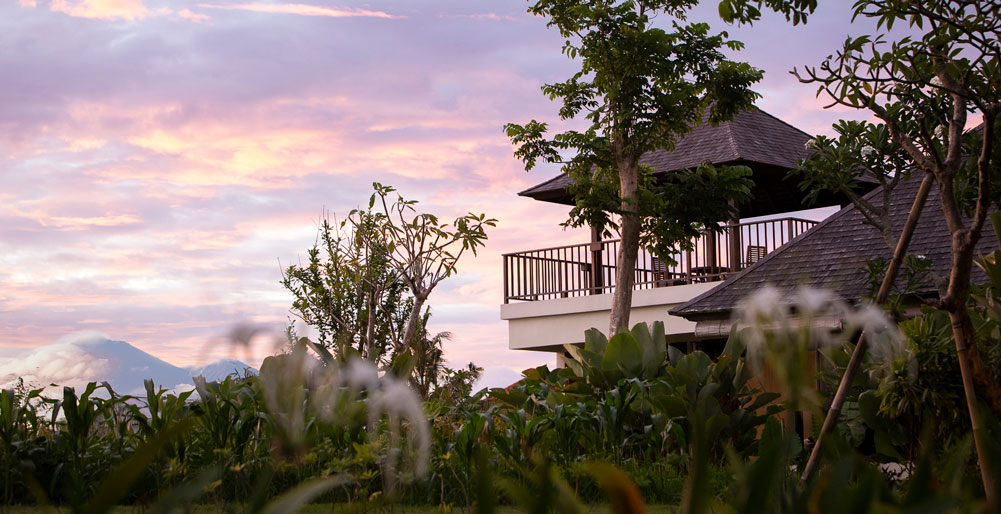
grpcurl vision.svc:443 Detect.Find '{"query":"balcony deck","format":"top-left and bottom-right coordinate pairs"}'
top-left (502, 217), bottom-right (817, 304)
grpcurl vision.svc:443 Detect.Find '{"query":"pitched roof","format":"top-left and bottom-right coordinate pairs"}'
top-left (670, 176), bottom-right (999, 319)
top-left (519, 107), bottom-right (815, 202)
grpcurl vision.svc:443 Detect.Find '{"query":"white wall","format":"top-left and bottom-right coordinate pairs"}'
top-left (500, 282), bottom-right (718, 352)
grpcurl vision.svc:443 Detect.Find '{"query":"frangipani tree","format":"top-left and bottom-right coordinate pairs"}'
top-left (365, 183), bottom-right (496, 353)
top-left (797, 120), bottom-right (915, 249)
top-left (730, 0), bottom-right (1001, 502)
top-left (285, 183), bottom-right (494, 362)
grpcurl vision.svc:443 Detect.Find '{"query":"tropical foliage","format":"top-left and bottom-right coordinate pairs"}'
top-left (4, 1), bottom-right (1001, 512)
top-left (2, 304), bottom-right (998, 513)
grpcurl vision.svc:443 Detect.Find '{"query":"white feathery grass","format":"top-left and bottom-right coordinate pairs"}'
top-left (733, 285), bottom-right (910, 410)
top-left (257, 344), bottom-right (430, 491)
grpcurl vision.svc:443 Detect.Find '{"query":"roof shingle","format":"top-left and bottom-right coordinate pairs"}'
top-left (670, 176), bottom-right (999, 319)
top-left (519, 107), bottom-right (815, 200)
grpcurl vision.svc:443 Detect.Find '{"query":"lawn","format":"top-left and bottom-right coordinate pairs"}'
top-left (3, 505), bottom-right (678, 514)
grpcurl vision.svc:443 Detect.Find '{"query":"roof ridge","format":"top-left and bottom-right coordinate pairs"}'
top-left (753, 107), bottom-right (817, 140)
top-left (723, 117), bottom-right (740, 160)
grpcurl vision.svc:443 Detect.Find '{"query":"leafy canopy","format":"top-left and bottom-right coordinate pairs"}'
top-left (506, 0), bottom-right (761, 263)
top-left (282, 215), bottom-right (410, 360)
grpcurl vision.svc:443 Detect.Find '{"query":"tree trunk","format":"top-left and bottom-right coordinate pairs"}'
top-left (362, 289), bottom-right (377, 359)
top-left (609, 158), bottom-right (640, 336)
top-left (947, 306), bottom-right (999, 507)
top-left (935, 142), bottom-right (1001, 506)
top-left (399, 293), bottom-right (428, 354)
top-left (944, 234), bottom-right (1001, 418)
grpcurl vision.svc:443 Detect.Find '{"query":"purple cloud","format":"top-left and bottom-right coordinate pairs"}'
top-left (0, 0), bottom-right (919, 377)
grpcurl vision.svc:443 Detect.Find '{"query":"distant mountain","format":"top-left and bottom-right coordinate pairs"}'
top-left (0, 332), bottom-right (256, 396)
top-left (187, 358), bottom-right (255, 381)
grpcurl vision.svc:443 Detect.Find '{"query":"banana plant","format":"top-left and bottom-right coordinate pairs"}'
top-left (651, 336), bottom-right (780, 459)
top-left (565, 322), bottom-right (668, 390)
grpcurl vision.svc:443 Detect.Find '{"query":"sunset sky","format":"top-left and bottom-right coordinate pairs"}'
top-left (1, 0), bottom-right (879, 384)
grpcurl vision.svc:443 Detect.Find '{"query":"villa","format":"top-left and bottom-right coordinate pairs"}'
top-left (500, 107), bottom-right (996, 362)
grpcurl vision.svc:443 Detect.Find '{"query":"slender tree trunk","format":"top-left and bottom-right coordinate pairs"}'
top-left (800, 173), bottom-right (934, 485)
top-left (400, 294), bottom-right (428, 353)
top-left (362, 289), bottom-right (377, 359)
top-left (941, 215), bottom-right (1001, 508)
top-left (948, 306), bottom-right (999, 507)
top-left (944, 233), bottom-right (1001, 418)
top-left (609, 158), bottom-right (640, 336)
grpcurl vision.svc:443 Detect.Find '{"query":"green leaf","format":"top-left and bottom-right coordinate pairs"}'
top-left (757, 416), bottom-right (782, 457)
top-left (488, 387), bottom-right (528, 407)
top-left (583, 462), bottom-right (646, 514)
top-left (704, 412), bottom-right (730, 442)
top-left (857, 390), bottom-right (881, 426)
top-left (667, 345), bottom-right (684, 366)
top-left (603, 332), bottom-right (643, 379)
top-left (387, 349), bottom-right (416, 378)
top-left (584, 327), bottom-right (608, 355)
top-left (653, 395), bottom-right (687, 419)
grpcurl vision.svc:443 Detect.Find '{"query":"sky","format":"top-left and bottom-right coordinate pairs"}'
top-left (0, 0), bottom-right (881, 386)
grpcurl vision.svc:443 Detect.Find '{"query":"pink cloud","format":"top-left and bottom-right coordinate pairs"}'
top-left (1, 0), bottom-right (888, 378)
top-left (45, 213), bottom-right (142, 229)
top-left (176, 8), bottom-right (210, 22)
top-left (439, 13), bottom-right (519, 22)
top-left (195, 3), bottom-right (401, 19)
top-left (47, 0), bottom-right (150, 20)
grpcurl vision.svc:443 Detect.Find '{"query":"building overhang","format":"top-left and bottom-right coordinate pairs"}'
top-left (501, 282), bottom-right (719, 351)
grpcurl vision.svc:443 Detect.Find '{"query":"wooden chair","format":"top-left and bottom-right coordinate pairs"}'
top-left (651, 256), bottom-right (667, 286)
top-left (745, 245), bottom-right (768, 267)
top-left (652, 256), bottom-right (687, 286)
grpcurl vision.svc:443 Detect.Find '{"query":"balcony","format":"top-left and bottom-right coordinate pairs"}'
top-left (502, 217), bottom-right (817, 303)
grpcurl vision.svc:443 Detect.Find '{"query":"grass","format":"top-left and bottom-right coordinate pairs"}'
top-left (2, 505), bottom-right (677, 514)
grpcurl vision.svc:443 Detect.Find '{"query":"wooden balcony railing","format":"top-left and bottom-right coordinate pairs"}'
top-left (502, 217), bottom-right (817, 303)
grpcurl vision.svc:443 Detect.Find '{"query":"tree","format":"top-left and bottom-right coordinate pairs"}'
top-left (285, 184), bottom-right (494, 359)
top-left (409, 309), bottom-right (450, 400)
top-left (506, 0), bottom-right (760, 335)
top-left (363, 183), bottom-right (495, 353)
top-left (716, 0), bottom-right (816, 25)
top-left (734, 0), bottom-right (1001, 502)
top-left (282, 215), bottom-right (411, 361)
top-left (797, 120), bottom-right (916, 249)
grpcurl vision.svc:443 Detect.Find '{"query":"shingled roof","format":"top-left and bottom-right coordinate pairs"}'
top-left (670, 176), bottom-right (999, 320)
top-left (519, 107), bottom-right (815, 203)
